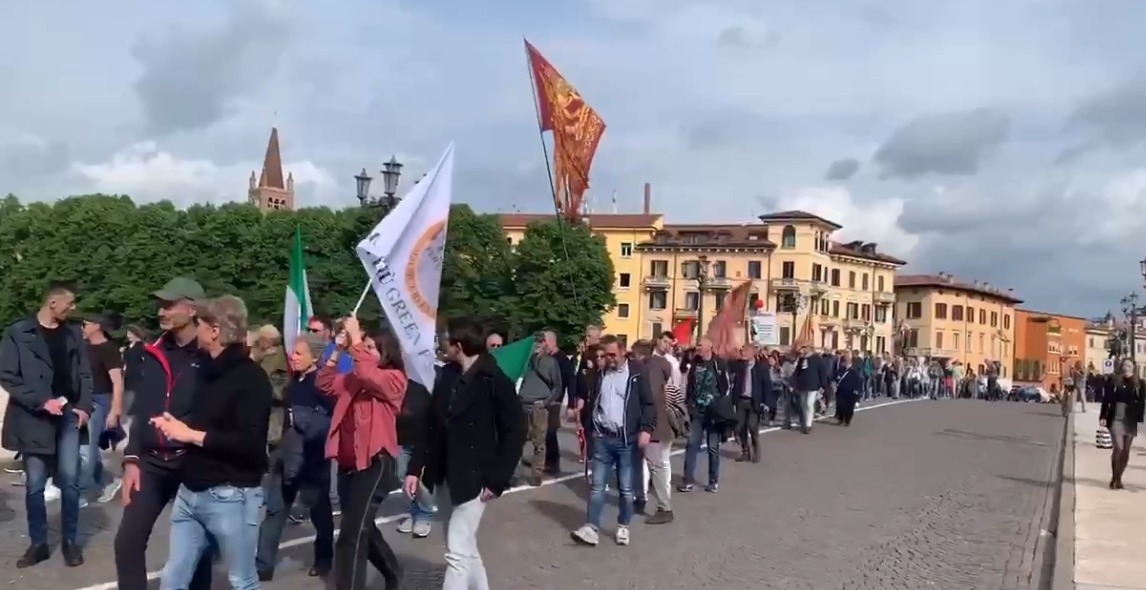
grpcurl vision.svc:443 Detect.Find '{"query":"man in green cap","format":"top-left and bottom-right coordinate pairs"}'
top-left (113, 277), bottom-right (214, 590)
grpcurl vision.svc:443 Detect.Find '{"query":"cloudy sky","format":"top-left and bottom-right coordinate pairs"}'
top-left (3, 0), bottom-right (1146, 317)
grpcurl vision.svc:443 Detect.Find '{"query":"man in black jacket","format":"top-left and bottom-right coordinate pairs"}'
top-left (405, 317), bottom-right (526, 589)
top-left (680, 338), bottom-right (730, 493)
top-left (0, 283), bottom-right (93, 568)
top-left (730, 343), bottom-right (771, 463)
top-left (570, 334), bottom-right (655, 547)
top-left (113, 277), bottom-right (214, 590)
top-left (792, 345), bottom-right (826, 434)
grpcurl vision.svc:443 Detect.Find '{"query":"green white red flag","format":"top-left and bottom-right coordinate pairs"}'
top-left (283, 225), bottom-right (313, 355)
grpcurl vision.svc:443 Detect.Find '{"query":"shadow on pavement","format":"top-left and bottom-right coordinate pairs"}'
top-left (530, 499), bottom-right (583, 530)
top-left (936, 428), bottom-right (1050, 447)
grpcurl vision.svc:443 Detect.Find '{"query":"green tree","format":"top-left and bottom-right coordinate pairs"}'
top-left (510, 219), bottom-right (615, 346)
top-left (440, 204), bottom-right (516, 324)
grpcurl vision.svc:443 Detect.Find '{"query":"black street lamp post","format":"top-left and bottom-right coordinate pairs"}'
top-left (355, 155), bottom-right (403, 216)
top-left (1122, 292), bottom-right (1140, 362)
top-left (695, 255), bottom-right (711, 338)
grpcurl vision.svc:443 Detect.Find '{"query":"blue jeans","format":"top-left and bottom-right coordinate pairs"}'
top-left (161, 484), bottom-right (264, 590)
top-left (395, 445), bottom-right (434, 523)
top-left (80, 393), bottom-right (111, 494)
top-left (24, 409), bottom-right (82, 545)
top-left (682, 413), bottom-right (721, 485)
top-left (586, 435), bottom-right (634, 527)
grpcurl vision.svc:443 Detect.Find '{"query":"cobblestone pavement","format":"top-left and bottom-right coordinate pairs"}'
top-left (0, 398), bottom-right (1065, 590)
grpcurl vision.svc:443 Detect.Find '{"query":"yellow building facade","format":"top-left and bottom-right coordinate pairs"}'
top-left (498, 213), bottom-right (664, 343)
top-left (499, 209), bottom-right (903, 350)
top-left (894, 273), bottom-right (1021, 377)
top-left (757, 211), bottom-right (904, 353)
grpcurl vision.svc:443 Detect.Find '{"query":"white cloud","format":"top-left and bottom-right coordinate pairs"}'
top-left (71, 141), bottom-right (338, 207)
top-left (772, 185), bottom-right (919, 257)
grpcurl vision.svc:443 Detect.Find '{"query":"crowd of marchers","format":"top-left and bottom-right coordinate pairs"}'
top-left (0, 276), bottom-right (932, 590)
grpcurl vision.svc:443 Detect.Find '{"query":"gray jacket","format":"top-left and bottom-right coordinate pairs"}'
top-left (0, 317), bottom-right (94, 455)
top-left (518, 352), bottom-right (563, 406)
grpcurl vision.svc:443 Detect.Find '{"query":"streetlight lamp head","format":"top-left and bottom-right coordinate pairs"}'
top-left (1139, 257), bottom-right (1146, 282)
top-left (354, 168), bottom-right (372, 203)
top-left (381, 155), bottom-right (403, 197)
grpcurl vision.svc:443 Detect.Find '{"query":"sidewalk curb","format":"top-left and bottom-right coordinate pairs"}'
top-left (1047, 409), bottom-right (1076, 590)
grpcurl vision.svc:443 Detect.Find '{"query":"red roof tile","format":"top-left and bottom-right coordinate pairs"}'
top-left (828, 240), bottom-right (906, 265)
top-left (498, 212), bottom-right (661, 228)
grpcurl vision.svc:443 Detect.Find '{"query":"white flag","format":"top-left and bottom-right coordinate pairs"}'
top-left (355, 143), bottom-right (454, 389)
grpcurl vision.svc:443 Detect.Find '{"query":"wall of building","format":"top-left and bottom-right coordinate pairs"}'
top-left (895, 286), bottom-right (1017, 378)
top-left (1014, 311), bottom-right (1086, 390)
top-left (637, 250), bottom-right (765, 344)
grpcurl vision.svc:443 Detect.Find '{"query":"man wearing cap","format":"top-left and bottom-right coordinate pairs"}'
top-left (113, 277), bottom-right (214, 590)
top-left (79, 311), bottom-right (124, 504)
top-left (0, 282), bottom-right (93, 568)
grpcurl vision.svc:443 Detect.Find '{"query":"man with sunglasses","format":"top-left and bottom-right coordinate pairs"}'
top-left (308, 316), bottom-right (352, 374)
top-left (114, 277), bottom-right (214, 590)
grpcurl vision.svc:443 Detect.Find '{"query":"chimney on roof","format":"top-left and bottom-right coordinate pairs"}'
top-left (643, 183), bottom-right (651, 214)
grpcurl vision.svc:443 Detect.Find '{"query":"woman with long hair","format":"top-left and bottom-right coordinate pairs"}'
top-left (316, 317), bottom-right (407, 590)
top-left (1100, 358), bottom-right (1145, 489)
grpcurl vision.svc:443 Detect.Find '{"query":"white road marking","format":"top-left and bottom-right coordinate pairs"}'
top-left (72, 397), bottom-right (921, 590)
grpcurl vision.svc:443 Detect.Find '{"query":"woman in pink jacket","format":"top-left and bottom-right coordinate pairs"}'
top-left (316, 316), bottom-right (407, 590)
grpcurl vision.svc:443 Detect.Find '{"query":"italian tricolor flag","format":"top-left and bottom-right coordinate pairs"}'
top-left (283, 225), bottom-right (313, 355)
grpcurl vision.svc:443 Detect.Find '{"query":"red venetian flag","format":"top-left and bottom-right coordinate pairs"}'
top-left (671, 317), bottom-right (695, 345)
top-left (706, 281), bottom-right (753, 359)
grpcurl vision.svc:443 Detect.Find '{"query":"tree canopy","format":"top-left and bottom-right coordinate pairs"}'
top-left (0, 194), bottom-right (615, 342)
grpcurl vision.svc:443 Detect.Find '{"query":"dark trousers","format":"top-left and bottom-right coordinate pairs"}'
top-left (335, 454), bottom-right (402, 590)
top-left (24, 409), bottom-right (82, 546)
top-left (256, 450), bottom-right (334, 573)
top-left (114, 459), bottom-right (214, 590)
top-left (735, 400), bottom-right (760, 456)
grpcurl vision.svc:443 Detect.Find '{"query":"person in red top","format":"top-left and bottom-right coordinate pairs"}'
top-left (316, 316), bottom-right (407, 590)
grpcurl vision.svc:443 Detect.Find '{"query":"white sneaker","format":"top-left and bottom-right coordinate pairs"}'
top-left (615, 525), bottom-right (630, 546)
top-left (99, 478), bottom-right (122, 503)
top-left (412, 521), bottom-right (431, 538)
top-left (396, 517), bottom-right (413, 534)
top-left (570, 524), bottom-right (599, 546)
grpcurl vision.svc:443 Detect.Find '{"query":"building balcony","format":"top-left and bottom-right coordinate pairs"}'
top-left (843, 318), bottom-right (867, 331)
top-left (905, 347), bottom-right (958, 358)
top-left (770, 277), bottom-right (804, 292)
top-left (809, 280), bottom-right (828, 296)
top-left (874, 291), bottom-right (895, 305)
top-left (705, 276), bottom-right (732, 290)
top-left (674, 308), bottom-right (698, 319)
top-left (643, 275), bottom-right (671, 290)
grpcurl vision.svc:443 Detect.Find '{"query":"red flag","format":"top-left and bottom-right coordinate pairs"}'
top-left (671, 317), bottom-right (695, 345)
top-left (706, 281), bottom-right (753, 359)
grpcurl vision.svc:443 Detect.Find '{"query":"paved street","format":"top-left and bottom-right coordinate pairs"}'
top-left (1071, 406), bottom-right (1146, 590)
top-left (0, 398), bottom-right (1065, 590)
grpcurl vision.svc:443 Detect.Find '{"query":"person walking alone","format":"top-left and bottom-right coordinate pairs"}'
top-left (833, 353), bottom-right (863, 426)
top-left (1100, 358), bottom-right (1144, 490)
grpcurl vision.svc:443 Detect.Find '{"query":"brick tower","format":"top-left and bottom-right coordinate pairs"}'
top-left (248, 127), bottom-right (294, 211)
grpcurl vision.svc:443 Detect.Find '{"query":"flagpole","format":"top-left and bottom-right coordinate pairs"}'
top-left (351, 281), bottom-right (371, 316)
top-left (523, 38), bottom-right (582, 313)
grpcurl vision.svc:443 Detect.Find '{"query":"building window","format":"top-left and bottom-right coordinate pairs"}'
top-left (966, 333), bottom-right (972, 351)
top-left (650, 260), bottom-right (668, 276)
top-left (714, 292), bottom-right (727, 310)
top-left (935, 331), bottom-right (944, 349)
top-left (990, 312), bottom-right (998, 327)
top-left (619, 273), bottom-right (631, 289)
top-left (1088, 337), bottom-right (1094, 348)
top-left (979, 309), bottom-right (986, 324)
top-left (780, 326), bottom-right (791, 346)
top-left (821, 298), bottom-right (830, 316)
top-left (649, 291), bottom-right (667, 310)
top-left (812, 263), bottom-right (823, 282)
top-left (748, 293), bottom-right (761, 309)
top-left (747, 261), bottom-right (762, 279)
top-left (862, 273), bottom-right (869, 291)
top-left (848, 271), bottom-right (856, 289)
top-left (877, 275), bottom-right (885, 291)
top-left (832, 300), bottom-right (840, 317)
top-left (861, 304), bottom-right (871, 321)
top-left (966, 306), bottom-right (975, 323)
top-left (685, 292), bottom-right (699, 310)
top-left (875, 306), bottom-right (888, 323)
top-left (1004, 314), bottom-right (1010, 330)
top-left (846, 302), bottom-right (859, 319)
top-left (830, 269), bottom-right (841, 286)
top-left (876, 336), bottom-right (885, 353)
top-left (682, 261), bottom-right (698, 279)
top-left (617, 304), bottom-right (630, 318)
top-left (781, 225), bottom-right (796, 248)
top-left (651, 322), bottom-right (662, 338)
top-left (620, 242), bottom-right (633, 258)
top-left (906, 302), bottom-right (922, 319)
top-left (951, 305), bottom-right (964, 321)
top-left (907, 329), bottom-right (919, 348)
top-left (935, 303), bottom-right (947, 320)
top-left (953, 335), bottom-right (959, 350)
top-left (782, 261), bottom-right (795, 279)
top-left (979, 333), bottom-right (985, 351)
top-left (713, 260), bottom-right (727, 278)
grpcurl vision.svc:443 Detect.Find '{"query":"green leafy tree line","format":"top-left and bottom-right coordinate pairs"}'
top-left (0, 194), bottom-right (615, 345)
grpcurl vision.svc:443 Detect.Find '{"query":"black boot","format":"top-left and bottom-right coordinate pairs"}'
top-left (61, 541), bottom-right (83, 567)
top-left (16, 544), bottom-right (49, 568)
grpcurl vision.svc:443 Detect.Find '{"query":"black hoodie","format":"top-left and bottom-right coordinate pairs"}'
top-left (408, 354), bottom-right (527, 506)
